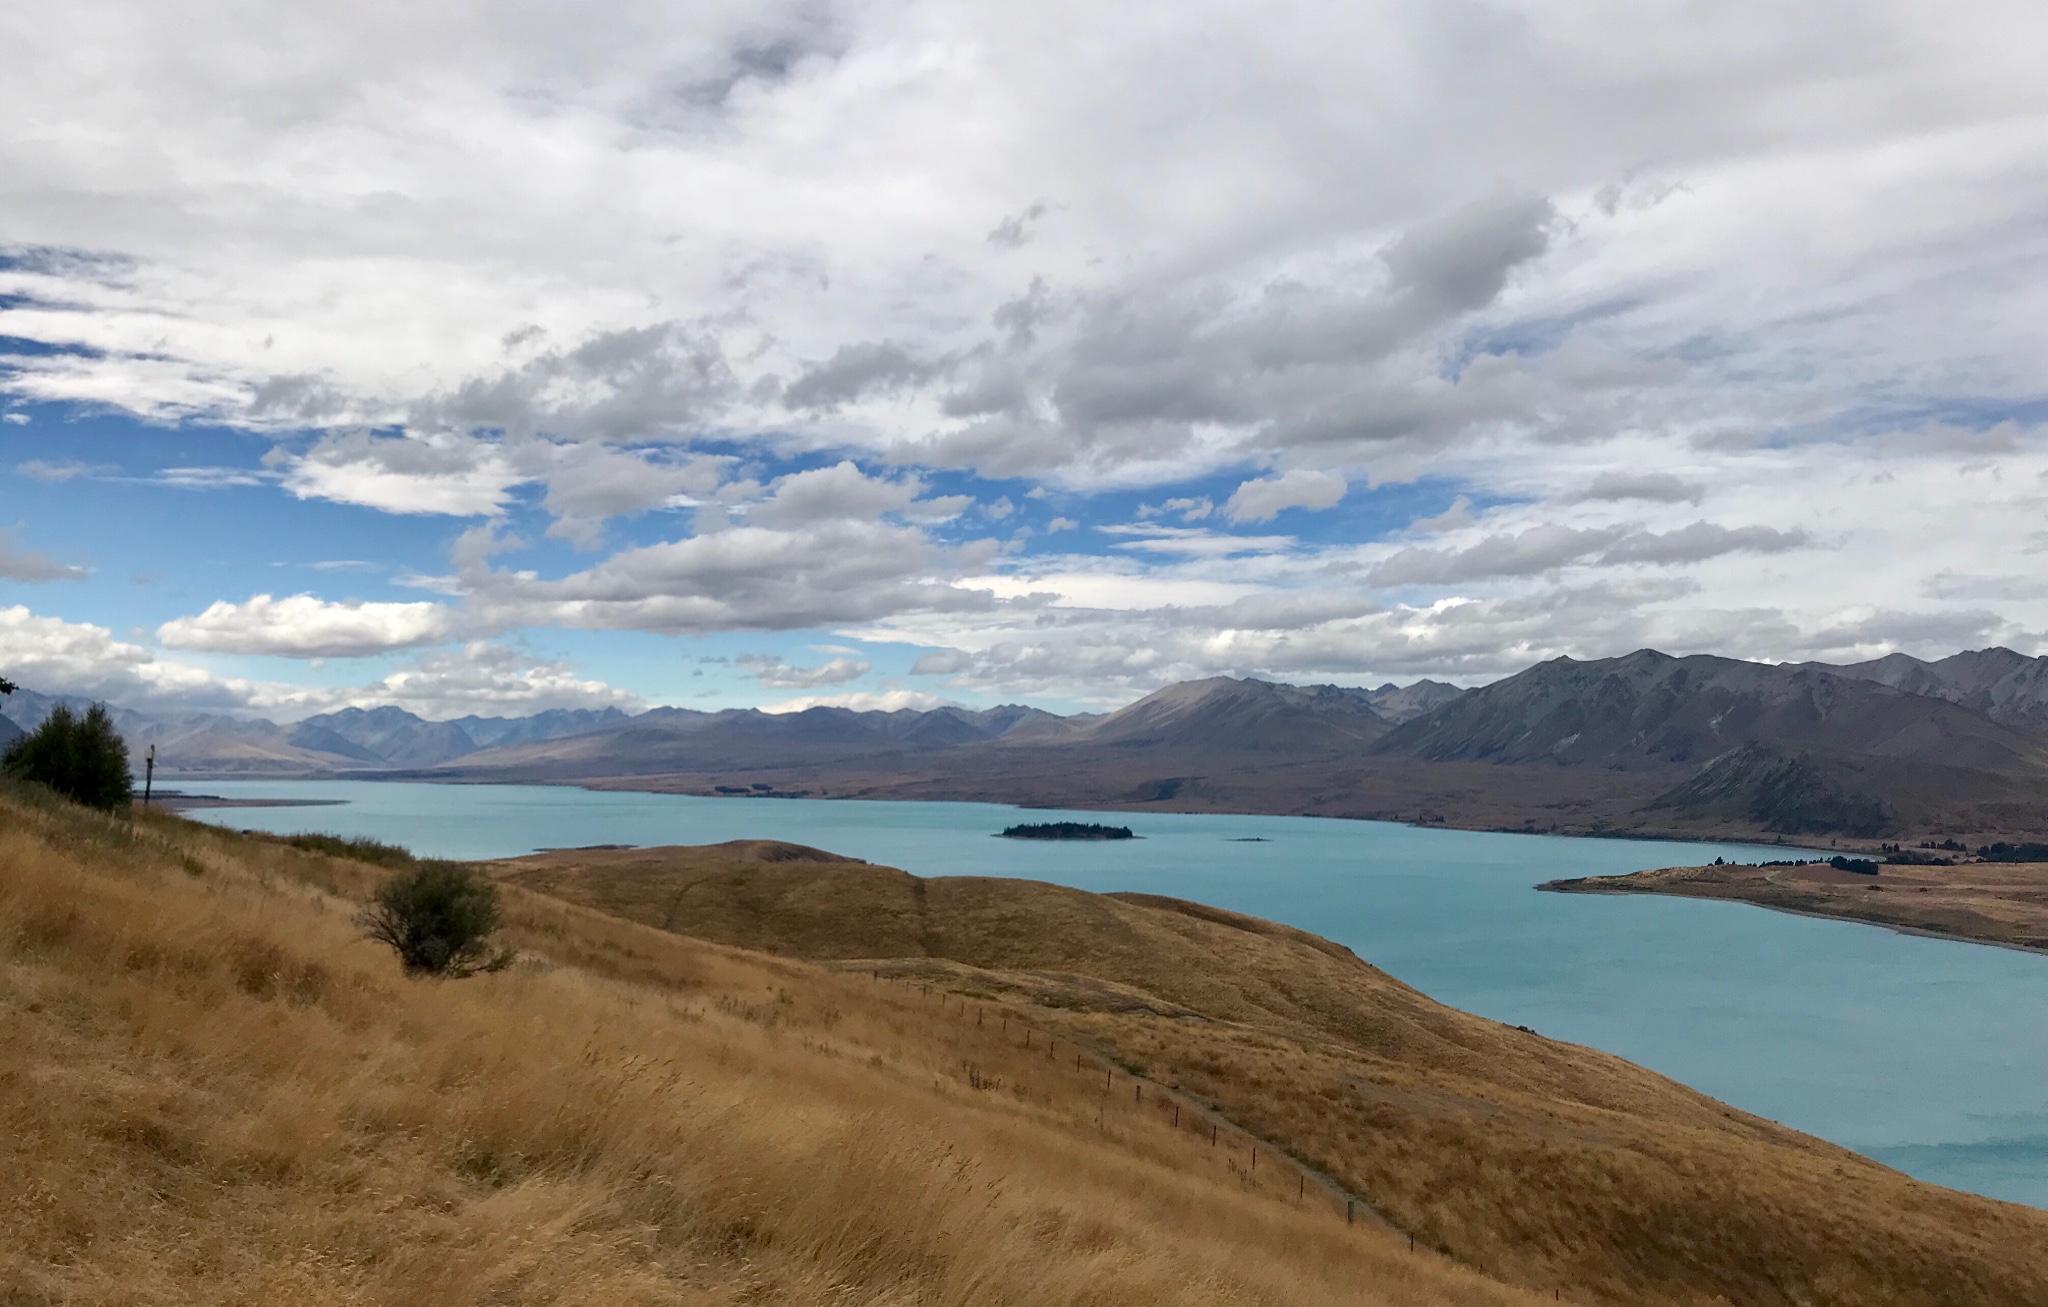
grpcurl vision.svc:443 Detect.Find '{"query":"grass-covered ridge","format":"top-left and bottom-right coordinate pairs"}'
top-left (11, 784), bottom-right (2048, 1306)
top-left (489, 839), bottom-right (2048, 1307)
top-left (0, 782), bottom-right (1553, 1307)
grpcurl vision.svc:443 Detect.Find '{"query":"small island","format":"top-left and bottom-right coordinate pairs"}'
top-left (998, 821), bottom-right (1135, 841)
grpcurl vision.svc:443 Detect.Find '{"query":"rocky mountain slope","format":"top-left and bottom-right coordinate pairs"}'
top-left (1371, 650), bottom-right (2048, 774)
top-left (1817, 647), bottom-right (2048, 734)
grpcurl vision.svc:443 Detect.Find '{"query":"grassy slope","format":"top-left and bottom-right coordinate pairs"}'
top-left (0, 785), bottom-right (1552, 1307)
top-left (488, 841), bottom-right (2048, 1307)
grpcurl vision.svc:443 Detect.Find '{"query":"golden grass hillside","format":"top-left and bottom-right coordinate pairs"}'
top-left (489, 840), bottom-right (2048, 1307)
top-left (1, 784), bottom-right (1562, 1307)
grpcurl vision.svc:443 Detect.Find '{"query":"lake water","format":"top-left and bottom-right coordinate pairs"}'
top-left (184, 779), bottom-right (2048, 1208)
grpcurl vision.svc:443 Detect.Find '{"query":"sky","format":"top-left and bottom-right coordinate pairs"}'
top-left (3, 0), bottom-right (2048, 721)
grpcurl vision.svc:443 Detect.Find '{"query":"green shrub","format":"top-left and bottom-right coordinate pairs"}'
top-left (2, 702), bottom-right (132, 811)
top-left (284, 832), bottom-right (419, 869)
top-left (358, 861), bottom-right (513, 977)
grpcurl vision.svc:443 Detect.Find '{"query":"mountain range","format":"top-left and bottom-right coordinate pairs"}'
top-left (5, 651), bottom-right (2048, 839)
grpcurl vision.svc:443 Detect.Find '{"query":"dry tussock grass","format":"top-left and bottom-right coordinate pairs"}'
top-left (491, 841), bottom-right (2048, 1307)
top-left (0, 789), bottom-right (1547, 1307)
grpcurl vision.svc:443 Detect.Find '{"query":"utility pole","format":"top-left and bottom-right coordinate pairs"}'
top-left (143, 744), bottom-right (155, 807)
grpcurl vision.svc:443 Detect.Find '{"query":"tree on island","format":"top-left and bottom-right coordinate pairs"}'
top-left (2, 702), bottom-right (132, 811)
top-left (999, 821), bottom-right (1136, 841)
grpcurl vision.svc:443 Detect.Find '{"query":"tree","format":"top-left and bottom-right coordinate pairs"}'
top-left (0, 676), bottom-right (16, 695)
top-left (2, 702), bottom-right (132, 811)
top-left (357, 861), bottom-right (513, 977)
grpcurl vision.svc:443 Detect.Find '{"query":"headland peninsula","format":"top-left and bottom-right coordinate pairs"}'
top-left (1540, 855), bottom-right (2048, 953)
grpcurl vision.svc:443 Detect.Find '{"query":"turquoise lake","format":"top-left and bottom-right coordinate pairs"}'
top-left (184, 778), bottom-right (2048, 1208)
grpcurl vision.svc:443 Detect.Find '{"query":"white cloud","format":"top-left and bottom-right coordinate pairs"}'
top-left (1223, 470), bottom-right (1347, 523)
top-left (1367, 521), bottom-right (1810, 586)
top-left (747, 461), bottom-right (926, 528)
top-left (759, 689), bottom-right (947, 714)
top-left (4, 0), bottom-right (2048, 708)
top-left (735, 652), bottom-right (871, 688)
top-left (157, 593), bottom-right (457, 658)
top-left (275, 431), bottom-right (521, 516)
top-left (0, 604), bottom-right (249, 707)
top-left (1138, 496), bottom-right (1213, 522)
top-left (463, 517), bottom-right (998, 635)
top-left (0, 603), bottom-right (638, 720)
top-left (345, 643), bottom-right (644, 719)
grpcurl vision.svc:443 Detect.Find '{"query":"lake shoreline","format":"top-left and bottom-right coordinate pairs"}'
top-left (1541, 861), bottom-right (2048, 959)
top-left (1543, 880), bottom-right (2048, 958)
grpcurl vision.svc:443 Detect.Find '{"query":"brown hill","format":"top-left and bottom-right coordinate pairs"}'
top-left (483, 839), bottom-right (2048, 1307)
top-left (4, 783), bottom-right (1561, 1307)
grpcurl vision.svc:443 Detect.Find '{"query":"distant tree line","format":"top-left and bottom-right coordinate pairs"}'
top-left (998, 821), bottom-right (1136, 840)
top-left (2, 697), bottom-right (132, 812)
top-left (1978, 842), bottom-right (2048, 863)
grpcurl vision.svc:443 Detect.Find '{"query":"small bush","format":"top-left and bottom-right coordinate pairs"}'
top-left (358, 861), bottom-right (513, 977)
top-left (285, 832), bottom-right (418, 869)
top-left (1978, 842), bottom-right (2048, 863)
top-left (2, 702), bottom-right (132, 811)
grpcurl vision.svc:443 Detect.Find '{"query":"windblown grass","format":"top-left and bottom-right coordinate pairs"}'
top-left (490, 840), bottom-right (2048, 1307)
top-left (0, 788), bottom-right (1546, 1307)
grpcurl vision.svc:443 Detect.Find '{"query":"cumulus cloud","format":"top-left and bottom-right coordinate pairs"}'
top-left (529, 443), bottom-right (729, 546)
top-left (1573, 471), bottom-right (1706, 505)
top-left (351, 643), bottom-right (644, 718)
top-left (736, 652), bottom-right (871, 688)
top-left (413, 321), bottom-right (741, 441)
top-left (0, 526), bottom-right (87, 582)
top-left (461, 513), bottom-right (998, 635)
top-left (747, 461), bottom-right (923, 528)
top-left (0, 604), bottom-right (249, 707)
top-left (1368, 522), bottom-right (1810, 586)
top-left (0, 603), bottom-right (639, 719)
top-left (157, 593), bottom-right (457, 658)
top-left (275, 431), bottom-right (521, 516)
top-left (5, 0), bottom-right (2048, 710)
top-left (782, 343), bottom-right (941, 412)
top-left (1224, 470), bottom-right (1348, 523)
